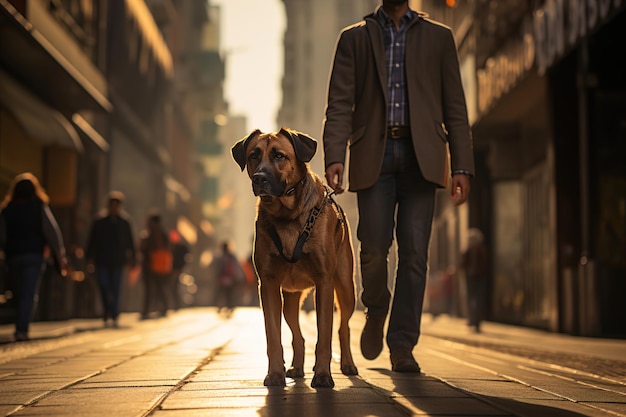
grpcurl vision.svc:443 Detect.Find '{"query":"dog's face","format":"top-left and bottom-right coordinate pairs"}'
top-left (231, 128), bottom-right (317, 198)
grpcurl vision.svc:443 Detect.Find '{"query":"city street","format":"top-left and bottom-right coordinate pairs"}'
top-left (0, 307), bottom-right (624, 417)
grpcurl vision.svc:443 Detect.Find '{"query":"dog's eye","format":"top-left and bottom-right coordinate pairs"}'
top-left (273, 152), bottom-right (285, 160)
top-left (249, 149), bottom-right (260, 160)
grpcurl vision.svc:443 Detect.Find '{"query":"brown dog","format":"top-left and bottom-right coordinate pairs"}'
top-left (231, 128), bottom-right (358, 388)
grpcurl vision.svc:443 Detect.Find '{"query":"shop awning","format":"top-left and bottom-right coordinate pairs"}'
top-left (72, 113), bottom-right (110, 152)
top-left (0, 70), bottom-right (83, 152)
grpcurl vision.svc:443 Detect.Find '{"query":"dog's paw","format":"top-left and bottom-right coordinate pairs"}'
top-left (263, 372), bottom-right (286, 387)
top-left (311, 372), bottom-right (335, 389)
top-left (341, 364), bottom-right (358, 376)
top-left (286, 367), bottom-right (305, 378)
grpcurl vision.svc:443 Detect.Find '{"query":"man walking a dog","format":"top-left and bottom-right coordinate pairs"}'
top-left (323, 0), bottom-right (475, 372)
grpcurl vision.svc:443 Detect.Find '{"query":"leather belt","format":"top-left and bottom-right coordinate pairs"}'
top-left (387, 126), bottom-right (411, 139)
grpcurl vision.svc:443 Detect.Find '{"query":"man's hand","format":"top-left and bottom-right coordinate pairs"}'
top-left (325, 162), bottom-right (345, 194)
top-left (450, 173), bottom-right (471, 206)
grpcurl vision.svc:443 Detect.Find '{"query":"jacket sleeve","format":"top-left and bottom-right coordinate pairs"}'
top-left (85, 219), bottom-right (98, 261)
top-left (322, 29), bottom-right (357, 169)
top-left (41, 204), bottom-right (66, 267)
top-left (440, 27), bottom-right (474, 175)
top-left (125, 221), bottom-right (137, 266)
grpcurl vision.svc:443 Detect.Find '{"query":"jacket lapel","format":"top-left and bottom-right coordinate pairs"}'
top-left (405, 12), bottom-right (426, 61)
top-left (365, 18), bottom-right (387, 105)
top-left (405, 17), bottom-right (427, 103)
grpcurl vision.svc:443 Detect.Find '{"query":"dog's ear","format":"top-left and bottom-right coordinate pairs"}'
top-left (232, 129), bottom-right (261, 171)
top-left (279, 127), bottom-right (317, 162)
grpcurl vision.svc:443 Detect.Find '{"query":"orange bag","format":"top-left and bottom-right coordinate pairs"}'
top-left (150, 248), bottom-right (173, 274)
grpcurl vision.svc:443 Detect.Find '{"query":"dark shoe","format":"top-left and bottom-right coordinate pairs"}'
top-left (14, 332), bottom-right (29, 342)
top-left (360, 315), bottom-right (385, 360)
top-left (390, 347), bottom-right (421, 373)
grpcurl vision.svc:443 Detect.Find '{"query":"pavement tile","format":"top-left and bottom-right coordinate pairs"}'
top-left (441, 378), bottom-right (558, 400)
top-left (87, 362), bottom-right (197, 381)
top-left (0, 357), bottom-right (56, 371)
top-left (74, 379), bottom-right (180, 388)
top-left (536, 384), bottom-right (626, 402)
top-left (192, 367), bottom-right (268, 381)
top-left (0, 376), bottom-right (87, 393)
top-left (393, 396), bottom-right (511, 415)
top-left (9, 404), bottom-right (152, 417)
top-left (0, 390), bottom-right (47, 406)
top-left (486, 397), bottom-right (619, 417)
top-left (31, 386), bottom-right (170, 407)
top-left (178, 380), bottom-right (268, 390)
top-left (0, 405), bottom-right (21, 415)
top-left (421, 360), bottom-right (501, 379)
top-left (580, 402), bottom-right (626, 416)
top-left (368, 378), bottom-right (473, 398)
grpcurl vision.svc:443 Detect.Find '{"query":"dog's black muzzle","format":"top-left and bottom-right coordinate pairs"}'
top-left (252, 170), bottom-right (285, 197)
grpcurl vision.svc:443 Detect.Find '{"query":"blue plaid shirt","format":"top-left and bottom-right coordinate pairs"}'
top-left (376, 7), bottom-right (416, 127)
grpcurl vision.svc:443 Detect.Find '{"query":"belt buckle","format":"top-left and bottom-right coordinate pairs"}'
top-left (389, 127), bottom-right (401, 139)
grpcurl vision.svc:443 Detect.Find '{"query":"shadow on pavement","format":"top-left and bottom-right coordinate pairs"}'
top-left (373, 369), bottom-right (591, 417)
top-left (256, 375), bottom-right (387, 417)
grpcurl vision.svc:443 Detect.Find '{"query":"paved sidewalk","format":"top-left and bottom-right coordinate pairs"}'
top-left (420, 314), bottom-right (626, 362)
top-left (0, 308), bottom-right (625, 416)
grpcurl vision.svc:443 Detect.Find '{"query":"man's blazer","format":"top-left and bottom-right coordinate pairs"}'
top-left (323, 12), bottom-right (475, 191)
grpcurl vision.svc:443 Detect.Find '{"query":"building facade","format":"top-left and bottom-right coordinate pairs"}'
top-left (0, 0), bottom-right (226, 320)
top-left (429, 0), bottom-right (626, 337)
top-left (0, 0), bottom-right (112, 320)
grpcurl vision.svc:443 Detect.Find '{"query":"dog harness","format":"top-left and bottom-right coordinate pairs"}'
top-left (268, 187), bottom-right (344, 263)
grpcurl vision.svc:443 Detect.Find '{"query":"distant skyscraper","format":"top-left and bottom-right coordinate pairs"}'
top-left (278, 0), bottom-right (377, 174)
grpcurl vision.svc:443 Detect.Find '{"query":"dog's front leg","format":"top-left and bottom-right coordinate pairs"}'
top-left (260, 279), bottom-right (286, 386)
top-left (283, 290), bottom-right (305, 378)
top-left (311, 280), bottom-right (335, 388)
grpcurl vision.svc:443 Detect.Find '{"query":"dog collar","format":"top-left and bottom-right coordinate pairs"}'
top-left (284, 176), bottom-right (306, 196)
top-left (268, 187), bottom-right (329, 263)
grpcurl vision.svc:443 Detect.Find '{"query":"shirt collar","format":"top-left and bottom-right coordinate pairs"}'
top-left (375, 6), bottom-right (415, 28)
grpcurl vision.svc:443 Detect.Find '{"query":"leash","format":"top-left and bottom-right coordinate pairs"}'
top-left (268, 187), bottom-right (331, 263)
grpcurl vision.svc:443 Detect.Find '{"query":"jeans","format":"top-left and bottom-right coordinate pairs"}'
top-left (96, 266), bottom-right (123, 320)
top-left (7, 253), bottom-right (45, 335)
top-left (356, 138), bottom-right (436, 350)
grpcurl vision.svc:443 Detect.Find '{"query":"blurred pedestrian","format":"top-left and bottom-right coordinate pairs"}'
top-left (322, 0), bottom-right (474, 373)
top-left (461, 228), bottom-right (488, 333)
top-left (427, 266), bottom-right (454, 319)
top-left (213, 241), bottom-right (244, 316)
top-left (0, 172), bottom-right (68, 341)
top-left (169, 229), bottom-right (189, 311)
top-left (241, 250), bottom-right (259, 307)
top-left (86, 191), bottom-right (137, 328)
top-left (139, 212), bottom-right (172, 319)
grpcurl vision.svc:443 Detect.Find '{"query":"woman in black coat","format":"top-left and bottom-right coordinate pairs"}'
top-left (0, 172), bottom-right (67, 341)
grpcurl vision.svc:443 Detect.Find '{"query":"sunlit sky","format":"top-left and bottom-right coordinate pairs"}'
top-left (211, 0), bottom-right (286, 132)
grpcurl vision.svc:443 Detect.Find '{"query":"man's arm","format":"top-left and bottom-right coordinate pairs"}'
top-left (450, 173), bottom-right (471, 206)
top-left (322, 29), bottom-right (357, 190)
top-left (325, 162), bottom-right (345, 194)
top-left (440, 28), bottom-right (475, 185)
